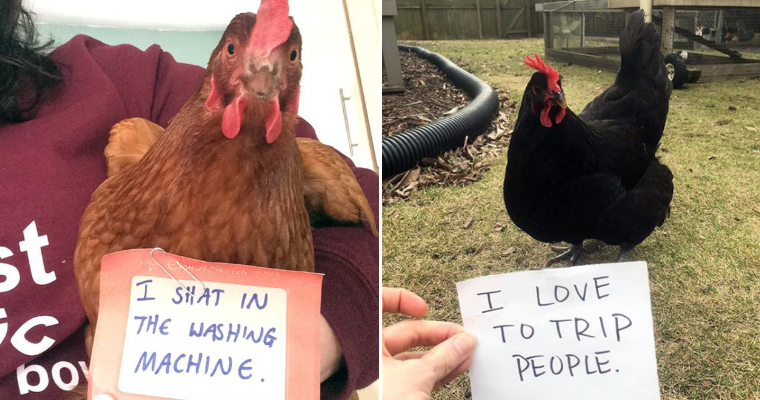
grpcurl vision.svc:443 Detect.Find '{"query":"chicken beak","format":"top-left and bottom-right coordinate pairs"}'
top-left (242, 59), bottom-right (284, 144)
top-left (553, 91), bottom-right (567, 109)
top-left (247, 64), bottom-right (278, 102)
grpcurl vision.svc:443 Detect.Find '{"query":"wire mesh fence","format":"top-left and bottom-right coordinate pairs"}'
top-left (539, 1), bottom-right (760, 85)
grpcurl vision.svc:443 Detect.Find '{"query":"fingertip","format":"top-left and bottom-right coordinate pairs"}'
top-left (452, 332), bottom-right (477, 356)
top-left (400, 288), bottom-right (428, 314)
top-left (382, 287), bottom-right (428, 316)
top-left (424, 331), bottom-right (478, 382)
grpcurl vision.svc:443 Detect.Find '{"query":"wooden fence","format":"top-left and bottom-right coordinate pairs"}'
top-left (395, 0), bottom-right (544, 40)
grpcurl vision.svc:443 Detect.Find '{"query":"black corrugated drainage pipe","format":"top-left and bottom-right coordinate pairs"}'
top-left (382, 45), bottom-right (500, 178)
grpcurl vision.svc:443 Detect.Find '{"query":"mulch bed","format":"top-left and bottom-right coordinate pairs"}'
top-left (382, 51), bottom-right (515, 205)
top-left (382, 52), bottom-right (470, 137)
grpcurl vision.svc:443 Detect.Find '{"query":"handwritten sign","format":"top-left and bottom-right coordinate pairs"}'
top-left (89, 249), bottom-right (323, 400)
top-left (118, 277), bottom-right (287, 399)
top-left (456, 262), bottom-right (659, 400)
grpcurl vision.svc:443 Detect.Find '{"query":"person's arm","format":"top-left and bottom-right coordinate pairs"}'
top-left (321, 315), bottom-right (344, 381)
top-left (313, 193), bottom-right (379, 398)
top-left (295, 119), bottom-right (379, 398)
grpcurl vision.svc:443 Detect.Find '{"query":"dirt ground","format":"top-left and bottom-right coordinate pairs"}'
top-left (382, 51), bottom-right (513, 205)
top-left (382, 51), bottom-right (470, 137)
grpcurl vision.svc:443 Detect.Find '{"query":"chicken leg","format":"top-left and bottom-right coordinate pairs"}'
top-left (616, 245), bottom-right (634, 263)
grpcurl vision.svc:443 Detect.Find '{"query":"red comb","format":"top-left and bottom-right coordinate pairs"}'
top-left (524, 53), bottom-right (561, 93)
top-left (250, 0), bottom-right (293, 57)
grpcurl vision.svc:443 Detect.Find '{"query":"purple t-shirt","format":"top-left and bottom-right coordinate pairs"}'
top-left (0, 35), bottom-right (378, 399)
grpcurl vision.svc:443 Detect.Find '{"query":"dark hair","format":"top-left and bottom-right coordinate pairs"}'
top-left (1, 0), bottom-right (62, 125)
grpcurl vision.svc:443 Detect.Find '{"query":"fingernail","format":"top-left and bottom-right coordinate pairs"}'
top-left (452, 333), bottom-right (477, 355)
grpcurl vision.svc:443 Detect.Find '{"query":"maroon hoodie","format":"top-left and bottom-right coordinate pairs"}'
top-left (0, 35), bottom-right (378, 400)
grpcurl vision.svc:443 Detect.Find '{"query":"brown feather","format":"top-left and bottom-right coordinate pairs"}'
top-left (103, 118), bottom-right (378, 237)
top-left (104, 118), bottom-right (164, 177)
top-left (65, 384), bottom-right (87, 400)
top-left (297, 137), bottom-right (378, 237)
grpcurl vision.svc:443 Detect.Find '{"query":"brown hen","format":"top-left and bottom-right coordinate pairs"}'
top-left (74, 2), bottom-right (313, 357)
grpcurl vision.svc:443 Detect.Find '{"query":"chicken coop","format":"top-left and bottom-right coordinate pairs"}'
top-left (537, 0), bottom-right (760, 88)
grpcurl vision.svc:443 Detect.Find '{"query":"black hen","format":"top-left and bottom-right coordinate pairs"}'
top-left (503, 9), bottom-right (673, 266)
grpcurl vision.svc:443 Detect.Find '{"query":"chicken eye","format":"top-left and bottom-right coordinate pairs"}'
top-left (290, 50), bottom-right (297, 61)
top-left (227, 44), bottom-right (235, 55)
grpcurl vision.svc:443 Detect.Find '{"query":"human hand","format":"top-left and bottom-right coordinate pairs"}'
top-left (320, 315), bottom-right (343, 382)
top-left (382, 287), bottom-right (477, 400)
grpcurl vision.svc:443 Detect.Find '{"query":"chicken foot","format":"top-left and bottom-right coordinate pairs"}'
top-left (545, 243), bottom-right (589, 266)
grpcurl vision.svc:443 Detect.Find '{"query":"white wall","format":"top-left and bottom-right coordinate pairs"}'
top-left (26, 0), bottom-right (263, 30)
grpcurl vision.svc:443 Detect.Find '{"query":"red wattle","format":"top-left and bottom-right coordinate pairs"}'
top-left (222, 95), bottom-right (244, 139)
top-left (266, 99), bottom-right (282, 144)
top-left (540, 105), bottom-right (552, 128)
top-left (555, 107), bottom-right (566, 124)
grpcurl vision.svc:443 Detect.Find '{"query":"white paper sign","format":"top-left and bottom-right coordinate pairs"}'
top-left (456, 262), bottom-right (660, 400)
top-left (118, 276), bottom-right (287, 400)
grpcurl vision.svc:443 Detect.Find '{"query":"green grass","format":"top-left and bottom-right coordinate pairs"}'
top-left (383, 39), bottom-right (760, 399)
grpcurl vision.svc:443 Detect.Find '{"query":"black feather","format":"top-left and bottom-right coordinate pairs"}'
top-left (618, 9), bottom-right (664, 88)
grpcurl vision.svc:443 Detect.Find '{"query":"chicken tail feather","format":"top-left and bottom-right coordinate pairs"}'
top-left (617, 9), bottom-right (670, 149)
top-left (618, 9), bottom-right (663, 87)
